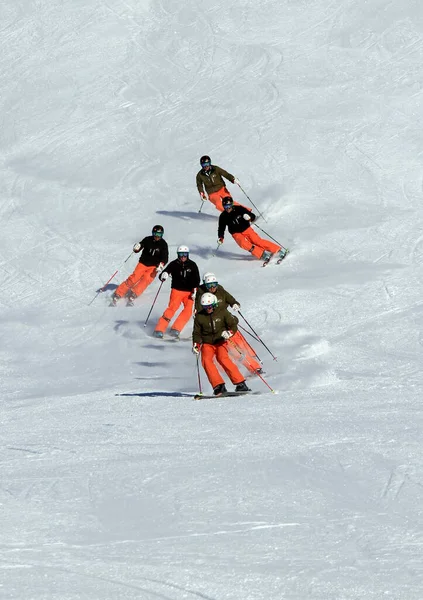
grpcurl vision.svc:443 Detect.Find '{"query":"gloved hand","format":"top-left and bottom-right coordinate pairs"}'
top-left (133, 242), bottom-right (142, 253)
top-left (192, 343), bottom-right (201, 355)
top-left (159, 272), bottom-right (169, 282)
top-left (234, 178), bottom-right (241, 186)
top-left (243, 213), bottom-right (251, 221)
top-left (156, 263), bottom-right (164, 274)
top-left (217, 238), bottom-right (224, 245)
top-left (221, 330), bottom-right (233, 340)
top-left (232, 304), bottom-right (240, 311)
top-left (200, 192), bottom-right (206, 201)
top-left (189, 290), bottom-right (196, 301)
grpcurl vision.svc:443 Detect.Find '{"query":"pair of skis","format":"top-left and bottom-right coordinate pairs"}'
top-left (193, 390), bottom-right (261, 400)
top-left (262, 248), bottom-right (290, 267)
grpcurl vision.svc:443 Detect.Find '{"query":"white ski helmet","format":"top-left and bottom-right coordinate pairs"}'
top-left (200, 292), bottom-right (218, 309)
top-left (204, 274), bottom-right (218, 287)
top-left (203, 271), bottom-right (216, 283)
top-left (177, 245), bottom-right (189, 255)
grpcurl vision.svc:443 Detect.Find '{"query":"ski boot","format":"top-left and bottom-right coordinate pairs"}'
top-left (126, 293), bottom-right (137, 307)
top-left (213, 383), bottom-right (227, 396)
top-left (235, 381), bottom-right (251, 392)
top-left (169, 329), bottom-right (180, 339)
top-left (277, 248), bottom-right (289, 263)
top-left (153, 330), bottom-right (164, 339)
top-left (110, 293), bottom-right (120, 307)
top-left (261, 250), bottom-right (272, 266)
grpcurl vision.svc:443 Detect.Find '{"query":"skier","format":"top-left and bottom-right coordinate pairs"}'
top-left (193, 293), bottom-right (251, 396)
top-left (111, 225), bottom-right (168, 306)
top-left (196, 155), bottom-right (242, 213)
top-left (153, 245), bottom-right (200, 339)
top-left (217, 197), bottom-right (285, 264)
top-left (195, 273), bottom-right (262, 374)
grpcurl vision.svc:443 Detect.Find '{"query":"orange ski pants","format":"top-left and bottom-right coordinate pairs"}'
top-left (232, 226), bottom-right (280, 260)
top-left (115, 263), bottom-right (156, 298)
top-left (229, 331), bottom-right (261, 373)
top-left (155, 289), bottom-right (194, 334)
top-left (208, 187), bottom-right (242, 212)
top-left (201, 341), bottom-right (245, 389)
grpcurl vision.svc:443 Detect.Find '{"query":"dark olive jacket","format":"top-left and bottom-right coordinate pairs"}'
top-left (196, 165), bottom-right (235, 195)
top-left (193, 308), bottom-right (239, 345)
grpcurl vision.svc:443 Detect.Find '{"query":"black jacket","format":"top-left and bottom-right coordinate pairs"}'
top-left (138, 236), bottom-right (169, 267)
top-left (218, 206), bottom-right (256, 239)
top-left (161, 258), bottom-right (200, 292)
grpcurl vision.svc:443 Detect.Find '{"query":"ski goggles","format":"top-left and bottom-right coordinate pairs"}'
top-left (203, 303), bottom-right (217, 310)
top-left (177, 252), bottom-right (189, 257)
top-left (153, 231), bottom-right (163, 237)
top-left (205, 281), bottom-right (218, 289)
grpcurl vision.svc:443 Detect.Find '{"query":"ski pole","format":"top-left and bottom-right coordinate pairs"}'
top-left (237, 325), bottom-right (263, 364)
top-left (144, 280), bottom-right (164, 327)
top-left (238, 323), bottom-right (260, 343)
top-left (228, 339), bottom-right (275, 393)
top-left (237, 183), bottom-right (266, 222)
top-left (88, 250), bottom-right (134, 305)
top-left (196, 352), bottom-right (203, 395)
top-left (212, 243), bottom-right (221, 257)
top-left (239, 311), bottom-right (278, 361)
top-left (253, 223), bottom-right (288, 251)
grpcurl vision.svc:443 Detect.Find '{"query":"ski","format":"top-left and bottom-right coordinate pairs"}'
top-left (193, 391), bottom-right (261, 400)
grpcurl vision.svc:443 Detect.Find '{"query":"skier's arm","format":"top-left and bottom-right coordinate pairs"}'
top-left (192, 263), bottom-right (201, 289)
top-left (161, 241), bottom-right (169, 265)
top-left (225, 312), bottom-right (239, 334)
top-left (222, 287), bottom-right (239, 308)
top-left (217, 213), bottom-right (226, 240)
top-left (215, 165), bottom-right (235, 183)
top-left (192, 316), bottom-right (203, 344)
top-left (160, 260), bottom-right (173, 279)
top-left (196, 172), bottom-right (204, 195)
top-left (133, 237), bottom-right (147, 253)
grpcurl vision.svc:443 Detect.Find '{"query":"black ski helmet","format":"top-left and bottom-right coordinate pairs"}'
top-left (152, 225), bottom-right (164, 236)
top-left (222, 196), bottom-right (233, 208)
top-left (200, 155), bottom-right (211, 167)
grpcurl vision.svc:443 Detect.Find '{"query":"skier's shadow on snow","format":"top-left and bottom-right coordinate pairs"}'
top-left (96, 283), bottom-right (118, 293)
top-left (157, 209), bottom-right (216, 222)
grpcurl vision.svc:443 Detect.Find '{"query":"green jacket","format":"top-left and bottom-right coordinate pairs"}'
top-left (196, 165), bottom-right (235, 195)
top-left (193, 308), bottom-right (239, 345)
top-left (195, 283), bottom-right (239, 314)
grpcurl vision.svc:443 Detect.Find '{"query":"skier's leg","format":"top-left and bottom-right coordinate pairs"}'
top-left (215, 343), bottom-right (245, 385)
top-left (232, 231), bottom-right (263, 259)
top-left (115, 263), bottom-right (144, 297)
top-left (209, 187), bottom-right (243, 212)
top-left (201, 344), bottom-right (225, 389)
top-left (208, 190), bottom-right (226, 212)
top-left (131, 265), bottom-right (156, 297)
top-left (172, 291), bottom-right (194, 333)
top-left (154, 289), bottom-right (182, 334)
top-left (231, 330), bottom-right (261, 372)
top-left (245, 228), bottom-right (281, 256)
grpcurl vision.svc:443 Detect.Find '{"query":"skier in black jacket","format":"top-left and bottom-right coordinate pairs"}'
top-left (111, 225), bottom-right (168, 306)
top-left (153, 245), bottom-right (200, 339)
top-left (217, 197), bottom-right (282, 263)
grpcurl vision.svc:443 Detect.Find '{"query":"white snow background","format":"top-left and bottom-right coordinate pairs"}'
top-left (1, 0), bottom-right (423, 598)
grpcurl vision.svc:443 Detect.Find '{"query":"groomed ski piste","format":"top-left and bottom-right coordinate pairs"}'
top-left (1, 0), bottom-right (423, 599)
